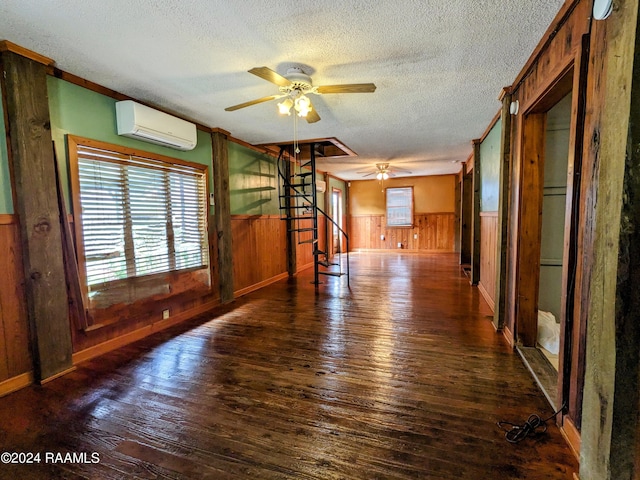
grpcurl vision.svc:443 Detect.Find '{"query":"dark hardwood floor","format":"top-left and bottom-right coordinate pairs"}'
top-left (0, 252), bottom-right (578, 479)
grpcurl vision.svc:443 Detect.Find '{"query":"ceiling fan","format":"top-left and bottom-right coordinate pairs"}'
top-left (358, 163), bottom-right (413, 180)
top-left (224, 66), bottom-right (376, 123)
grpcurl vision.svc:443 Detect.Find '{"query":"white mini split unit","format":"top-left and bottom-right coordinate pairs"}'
top-left (115, 100), bottom-right (197, 151)
top-left (316, 180), bottom-right (327, 193)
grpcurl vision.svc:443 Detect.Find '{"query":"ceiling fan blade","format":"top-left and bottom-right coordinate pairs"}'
top-left (391, 166), bottom-right (413, 174)
top-left (248, 67), bottom-right (292, 87)
top-left (225, 95), bottom-right (282, 111)
top-left (305, 100), bottom-right (321, 123)
top-left (316, 83), bottom-right (377, 94)
top-left (357, 172), bottom-right (377, 177)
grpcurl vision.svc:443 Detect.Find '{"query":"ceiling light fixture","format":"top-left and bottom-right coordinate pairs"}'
top-left (277, 97), bottom-right (293, 115)
top-left (375, 164), bottom-right (390, 181)
top-left (277, 92), bottom-right (313, 118)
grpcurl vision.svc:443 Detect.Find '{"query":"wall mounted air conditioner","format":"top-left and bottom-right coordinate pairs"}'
top-left (115, 100), bottom-right (197, 151)
top-left (316, 180), bottom-right (327, 193)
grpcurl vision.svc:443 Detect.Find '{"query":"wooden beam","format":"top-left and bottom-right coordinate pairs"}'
top-left (1, 50), bottom-right (73, 381)
top-left (460, 164), bottom-right (473, 266)
top-left (454, 175), bottom-right (461, 253)
top-left (516, 113), bottom-right (545, 347)
top-left (511, 1), bottom-right (581, 92)
top-left (0, 41), bottom-right (54, 66)
top-left (492, 90), bottom-right (513, 330)
top-left (212, 131), bottom-right (234, 303)
top-left (579, 0), bottom-right (640, 478)
top-left (470, 139), bottom-right (481, 285)
top-left (560, 38), bottom-right (590, 441)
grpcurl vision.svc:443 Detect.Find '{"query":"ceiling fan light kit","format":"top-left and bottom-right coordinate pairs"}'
top-left (225, 66), bottom-right (376, 124)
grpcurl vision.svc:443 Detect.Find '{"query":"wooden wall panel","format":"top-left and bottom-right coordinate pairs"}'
top-left (350, 213), bottom-right (455, 251)
top-left (479, 213), bottom-right (498, 311)
top-left (0, 218), bottom-right (32, 382)
top-left (70, 212), bottom-right (220, 355)
top-left (231, 215), bottom-right (287, 292)
top-left (505, 0), bottom-right (591, 337)
top-left (515, 1), bottom-right (590, 111)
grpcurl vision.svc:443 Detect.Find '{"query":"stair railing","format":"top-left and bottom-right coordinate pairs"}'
top-left (276, 145), bottom-right (350, 286)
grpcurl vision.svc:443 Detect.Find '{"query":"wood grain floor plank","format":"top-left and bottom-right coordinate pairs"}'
top-left (0, 252), bottom-right (578, 479)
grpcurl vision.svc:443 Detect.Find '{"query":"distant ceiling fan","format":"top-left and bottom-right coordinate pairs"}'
top-left (358, 163), bottom-right (412, 180)
top-left (224, 66), bottom-right (376, 123)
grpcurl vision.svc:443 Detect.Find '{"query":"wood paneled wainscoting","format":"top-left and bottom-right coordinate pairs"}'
top-left (350, 213), bottom-right (455, 251)
top-left (295, 216), bottom-right (327, 273)
top-left (0, 214), bottom-right (33, 395)
top-left (231, 215), bottom-right (288, 296)
top-left (479, 212), bottom-right (498, 311)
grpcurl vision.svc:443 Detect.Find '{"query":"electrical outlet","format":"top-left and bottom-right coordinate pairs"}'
top-left (414, 233), bottom-right (418, 239)
top-left (380, 234), bottom-right (385, 241)
top-left (162, 309), bottom-right (170, 319)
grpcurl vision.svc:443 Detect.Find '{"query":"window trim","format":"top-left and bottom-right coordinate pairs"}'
top-left (67, 135), bottom-right (211, 309)
top-left (385, 186), bottom-right (414, 228)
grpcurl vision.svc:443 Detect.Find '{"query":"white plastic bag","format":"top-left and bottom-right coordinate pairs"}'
top-left (537, 310), bottom-right (560, 355)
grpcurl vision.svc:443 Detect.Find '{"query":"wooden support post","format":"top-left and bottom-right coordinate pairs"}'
top-left (460, 162), bottom-right (473, 265)
top-left (212, 130), bottom-right (234, 303)
top-left (1, 50), bottom-right (73, 382)
top-left (454, 171), bottom-right (461, 253)
top-left (579, 1), bottom-right (640, 478)
top-left (517, 113), bottom-right (546, 347)
top-left (493, 89), bottom-right (513, 330)
top-left (470, 139), bottom-right (481, 285)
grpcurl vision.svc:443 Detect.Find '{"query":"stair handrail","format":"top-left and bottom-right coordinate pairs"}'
top-left (276, 147), bottom-right (350, 286)
top-left (316, 205), bottom-right (350, 286)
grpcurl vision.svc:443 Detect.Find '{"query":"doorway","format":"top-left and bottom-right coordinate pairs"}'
top-left (515, 67), bottom-right (583, 416)
top-left (537, 92), bottom-right (572, 372)
top-left (332, 188), bottom-right (343, 254)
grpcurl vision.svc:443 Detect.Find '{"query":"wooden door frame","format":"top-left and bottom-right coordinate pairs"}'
top-left (331, 187), bottom-right (343, 254)
top-left (514, 56), bottom-right (586, 431)
top-left (460, 161), bottom-right (473, 266)
top-left (515, 64), bottom-right (575, 347)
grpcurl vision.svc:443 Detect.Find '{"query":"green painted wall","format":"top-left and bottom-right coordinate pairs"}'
top-left (479, 118), bottom-right (501, 212)
top-left (47, 77), bottom-right (214, 210)
top-left (228, 142), bottom-right (280, 215)
top-left (0, 99), bottom-right (12, 214)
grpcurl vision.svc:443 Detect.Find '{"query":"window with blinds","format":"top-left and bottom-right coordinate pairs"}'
top-left (71, 140), bottom-right (209, 292)
top-left (386, 187), bottom-right (414, 227)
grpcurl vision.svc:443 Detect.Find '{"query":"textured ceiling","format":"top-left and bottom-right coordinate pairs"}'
top-left (0, 0), bottom-right (563, 180)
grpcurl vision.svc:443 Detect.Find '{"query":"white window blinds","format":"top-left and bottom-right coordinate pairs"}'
top-left (76, 144), bottom-right (209, 288)
top-left (386, 187), bottom-right (413, 227)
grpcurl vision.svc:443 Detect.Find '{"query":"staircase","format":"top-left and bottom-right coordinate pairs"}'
top-left (277, 144), bottom-right (350, 286)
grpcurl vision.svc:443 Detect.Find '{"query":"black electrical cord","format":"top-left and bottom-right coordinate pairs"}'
top-left (497, 403), bottom-right (566, 443)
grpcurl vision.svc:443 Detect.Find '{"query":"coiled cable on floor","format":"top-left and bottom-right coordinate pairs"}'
top-left (497, 403), bottom-right (566, 443)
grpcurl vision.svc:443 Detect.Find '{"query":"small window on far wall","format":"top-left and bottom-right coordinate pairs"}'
top-left (386, 187), bottom-right (413, 227)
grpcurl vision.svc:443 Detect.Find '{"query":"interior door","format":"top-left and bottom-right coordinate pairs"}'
top-left (332, 188), bottom-right (342, 254)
